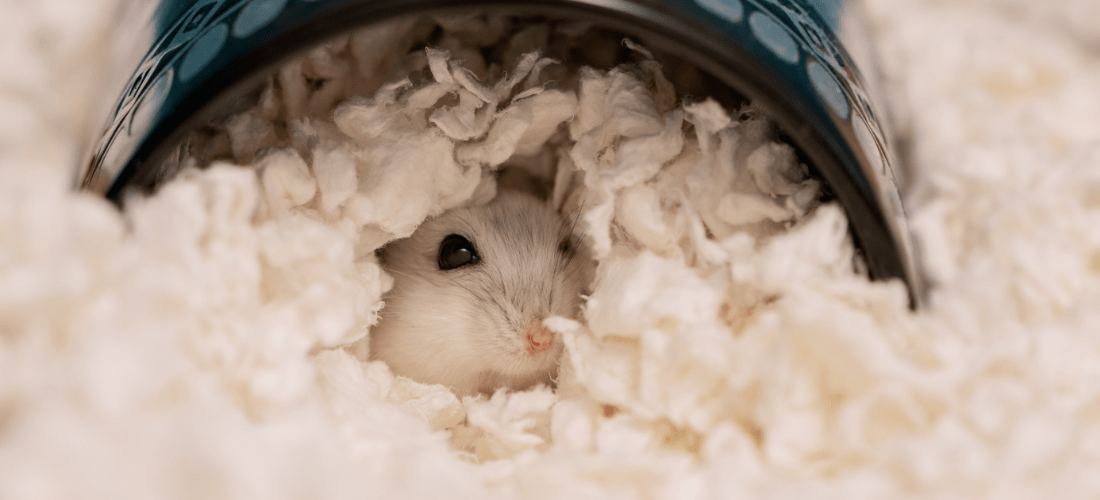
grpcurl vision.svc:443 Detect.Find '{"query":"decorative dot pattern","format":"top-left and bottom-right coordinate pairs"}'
top-left (233, 0), bottom-right (288, 38)
top-left (692, 0), bottom-right (863, 126)
top-left (748, 10), bottom-right (800, 64)
top-left (180, 23), bottom-right (228, 81)
top-left (129, 69), bottom-right (174, 137)
top-left (696, 0), bottom-right (745, 22)
top-left (807, 59), bottom-right (849, 119)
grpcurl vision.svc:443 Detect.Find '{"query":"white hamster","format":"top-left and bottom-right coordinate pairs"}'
top-left (369, 190), bottom-right (595, 396)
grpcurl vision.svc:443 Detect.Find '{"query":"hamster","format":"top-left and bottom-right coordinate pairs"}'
top-left (368, 190), bottom-right (595, 396)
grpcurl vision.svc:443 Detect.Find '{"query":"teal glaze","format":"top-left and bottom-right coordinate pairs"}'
top-left (78, 0), bottom-right (923, 305)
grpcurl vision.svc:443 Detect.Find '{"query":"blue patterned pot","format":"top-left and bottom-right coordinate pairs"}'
top-left (77, 0), bottom-right (924, 305)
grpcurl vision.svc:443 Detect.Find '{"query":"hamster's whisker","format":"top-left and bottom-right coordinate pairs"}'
top-left (375, 304), bottom-right (458, 320)
top-left (571, 231), bottom-right (588, 260)
top-left (558, 200), bottom-right (582, 232)
top-left (566, 195), bottom-right (588, 261)
top-left (380, 307), bottom-right (462, 322)
top-left (560, 195), bottom-right (585, 236)
top-left (383, 309), bottom-right (479, 327)
top-left (384, 268), bottom-right (434, 287)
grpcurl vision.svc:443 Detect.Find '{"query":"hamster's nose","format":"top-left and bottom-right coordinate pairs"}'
top-left (524, 321), bottom-right (554, 355)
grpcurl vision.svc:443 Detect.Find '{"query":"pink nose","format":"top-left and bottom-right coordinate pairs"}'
top-left (525, 322), bottom-right (554, 355)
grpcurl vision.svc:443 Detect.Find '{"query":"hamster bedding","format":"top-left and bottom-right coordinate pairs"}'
top-left (5, 3), bottom-right (1100, 499)
top-left (170, 16), bottom-right (824, 405)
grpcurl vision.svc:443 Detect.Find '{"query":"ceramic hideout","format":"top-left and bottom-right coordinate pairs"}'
top-left (77, 0), bottom-right (924, 304)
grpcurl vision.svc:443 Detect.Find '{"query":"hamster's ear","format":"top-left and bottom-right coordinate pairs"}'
top-left (466, 167), bottom-right (498, 207)
top-left (496, 165), bottom-right (551, 201)
top-left (554, 178), bottom-right (588, 221)
top-left (547, 156), bottom-right (585, 216)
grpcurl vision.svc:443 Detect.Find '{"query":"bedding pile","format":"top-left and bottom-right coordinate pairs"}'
top-left (3, 1), bottom-right (1100, 499)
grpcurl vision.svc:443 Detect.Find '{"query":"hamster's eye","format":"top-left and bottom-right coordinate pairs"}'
top-left (438, 234), bottom-right (480, 270)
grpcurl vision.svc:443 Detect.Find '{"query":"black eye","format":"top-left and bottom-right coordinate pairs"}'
top-left (438, 234), bottom-right (480, 270)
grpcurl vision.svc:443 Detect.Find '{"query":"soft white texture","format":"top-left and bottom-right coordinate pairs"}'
top-left (3, 1), bottom-right (1100, 499)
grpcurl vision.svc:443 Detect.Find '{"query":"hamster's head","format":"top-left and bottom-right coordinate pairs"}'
top-left (369, 191), bottom-right (595, 396)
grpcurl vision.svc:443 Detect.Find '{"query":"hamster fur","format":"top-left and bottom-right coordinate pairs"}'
top-left (368, 190), bottom-right (595, 396)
